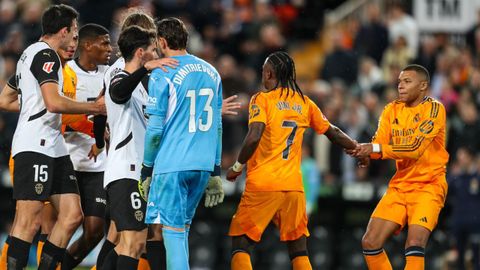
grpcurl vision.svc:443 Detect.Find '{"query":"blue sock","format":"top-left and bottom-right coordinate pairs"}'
top-left (162, 228), bottom-right (188, 270)
top-left (185, 226), bottom-right (190, 260)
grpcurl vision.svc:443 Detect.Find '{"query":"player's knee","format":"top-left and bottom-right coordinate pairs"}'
top-left (84, 225), bottom-right (104, 245)
top-left (361, 234), bottom-right (382, 250)
top-left (59, 209), bottom-right (83, 233)
top-left (16, 214), bottom-right (42, 236)
top-left (405, 238), bottom-right (427, 248)
top-left (231, 235), bottom-right (255, 256)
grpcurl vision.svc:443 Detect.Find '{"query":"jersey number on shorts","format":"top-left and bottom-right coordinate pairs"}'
top-left (186, 88), bottom-right (214, 133)
top-left (281, 120), bottom-right (298, 160)
top-left (33, 164), bottom-right (48, 182)
top-left (130, 192), bottom-right (142, 209)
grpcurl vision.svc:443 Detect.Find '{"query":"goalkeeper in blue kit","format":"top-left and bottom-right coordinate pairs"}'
top-left (139, 17), bottom-right (224, 270)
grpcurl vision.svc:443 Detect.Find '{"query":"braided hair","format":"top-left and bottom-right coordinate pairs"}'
top-left (266, 51), bottom-right (305, 102)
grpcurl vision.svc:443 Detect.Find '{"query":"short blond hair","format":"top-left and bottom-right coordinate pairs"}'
top-left (120, 9), bottom-right (155, 31)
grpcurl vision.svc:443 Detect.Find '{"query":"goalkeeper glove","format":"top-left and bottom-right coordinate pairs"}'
top-left (204, 176), bottom-right (224, 208)
top-left (138, 164), bottom-right (153, 201)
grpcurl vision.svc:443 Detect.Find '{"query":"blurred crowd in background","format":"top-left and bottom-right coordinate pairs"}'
top-left (1, 0), bottom-right (480, 269)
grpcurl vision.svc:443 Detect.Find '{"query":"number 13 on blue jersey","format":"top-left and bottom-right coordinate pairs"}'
top-left (186, 88), bottom-right (214, 133)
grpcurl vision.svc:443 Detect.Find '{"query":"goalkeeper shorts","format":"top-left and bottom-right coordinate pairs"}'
top-left (145, 170), bottom-right (210, 228)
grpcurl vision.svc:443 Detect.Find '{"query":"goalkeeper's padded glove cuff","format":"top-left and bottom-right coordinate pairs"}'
top-left (212, 165), bottom-right (221, 176)
top-left (141, 164), bottom-right (153, 178)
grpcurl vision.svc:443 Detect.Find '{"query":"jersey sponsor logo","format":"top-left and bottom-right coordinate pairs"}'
top-left (419, 216), bottom-right (428, 223)
top-left (96, 197), bottom-right (107, 205)
top-left (42, 62), bottom-right (55, 73)
top-left (147, 96), bottom-right (157, 106)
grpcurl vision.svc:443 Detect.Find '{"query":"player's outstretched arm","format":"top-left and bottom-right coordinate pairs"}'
top-left (226, 122), bottom-right (266, 181)
top-left (324, 124), bottom-right (358, 150)
top-left (222, 95), bottom-right (241, 116)
top-left (41, 82), bottom-right (105, 115)
top-left (0, 84), bottom-right (19, 112)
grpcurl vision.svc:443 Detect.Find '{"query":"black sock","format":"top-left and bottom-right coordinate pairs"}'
top-left (61, 251), bottom-right (82, 270)
top-left (6, 236), bottom-right (31, 270)
top-left (405, 246), bottom-right (425, 257)
top-left (38, 240), bottom-right (66, 270)
top-left (101, 249), bottom-right (118, 270)
top-left (38, 234), bottom-right (48, 243)
top-left (117, 255), bottom-right (139, 270)
top-left (146, 240), bottom-right (165, 270)
top-left (96, 240), bottom-right (116, 270)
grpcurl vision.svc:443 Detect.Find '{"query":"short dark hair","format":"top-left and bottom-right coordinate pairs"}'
top-left (402, 64), bottom-right (430, 84)
top-left (156, 17), bottom-right (188, 50)
top-left (41, 4), bottom-right (79, 35)
top-left (118, 26), bottom-right (156, 61)
top-left (79, 23), bottom-right (109, 43)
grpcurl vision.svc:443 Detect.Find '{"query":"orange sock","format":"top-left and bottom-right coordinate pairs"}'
top-left (404, 246), bottom-right (425, 270)
top-left (37, 240), bottom-right (45, 267)
top-left (291, 255), bottom-right (312, 270)
top-left (137, 255), bottom-right (150, 270)
top-left (90, 266), bottom-right (97, 270)
top-left (405, 256), bottom-right (424, 270)
top-left (363, 249), bottom-right (392, 270)
top-left (231, 252), bottom-right (252, 270)
top-left (0, 240), bottom-right (9, 270)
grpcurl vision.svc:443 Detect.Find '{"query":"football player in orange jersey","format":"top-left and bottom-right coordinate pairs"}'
top-left (348, 64), bottom-right (448, 270)
top-left (226, 51), bottom-right (359, 270)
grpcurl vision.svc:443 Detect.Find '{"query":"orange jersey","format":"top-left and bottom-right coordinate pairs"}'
top-left (246, 88), bottom-right (330, 192)
top-left (61, 65), bottom-right (93, 137)
top-left (372, 96), bottom-right (449, 190)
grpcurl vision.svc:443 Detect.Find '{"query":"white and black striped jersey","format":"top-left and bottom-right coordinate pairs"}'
top-left (104, 69), bottom-right (148, 187)
top-left (64, 59), bottom-right (108, 172)
top-left (12, 41), bottom-right (67, 158)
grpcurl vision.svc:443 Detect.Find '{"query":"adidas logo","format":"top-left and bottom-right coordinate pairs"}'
top-left (419, 217), bottom-right (428, 223)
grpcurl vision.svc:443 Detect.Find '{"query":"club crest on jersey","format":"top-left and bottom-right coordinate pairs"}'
top-left (135, 210), bottom-right (144, 221)
top-left (249, 104), bottom-right (260, 119)
top-left (42, 62), bottom-right (55, 73)
top-left (413, 113), bottom-right (420, 123)
top-left (35, 183), bottom-right (44, 195)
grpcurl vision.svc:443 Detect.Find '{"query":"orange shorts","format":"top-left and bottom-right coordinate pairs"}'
top-left (228, 191), bottom-right (309, 242)
top-left (372, 177), bottom-right (447, 232)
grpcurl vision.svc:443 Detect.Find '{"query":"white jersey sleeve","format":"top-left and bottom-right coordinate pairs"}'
top-left (12, 41), bottom-right (68, 158)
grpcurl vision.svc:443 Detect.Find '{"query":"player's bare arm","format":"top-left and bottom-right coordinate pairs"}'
top-left (324, 124), bottom-right (358, 150)
top-left (0, 84), bottom-right (19, 112)
top-left (226, 122), bottom-right (266, 181)
top-left (41, 82), bottom-right (106, 114)
top-left (144, 57), bottom-right (178, 72)
top-left (222, 95), bottom-right (241, 116)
